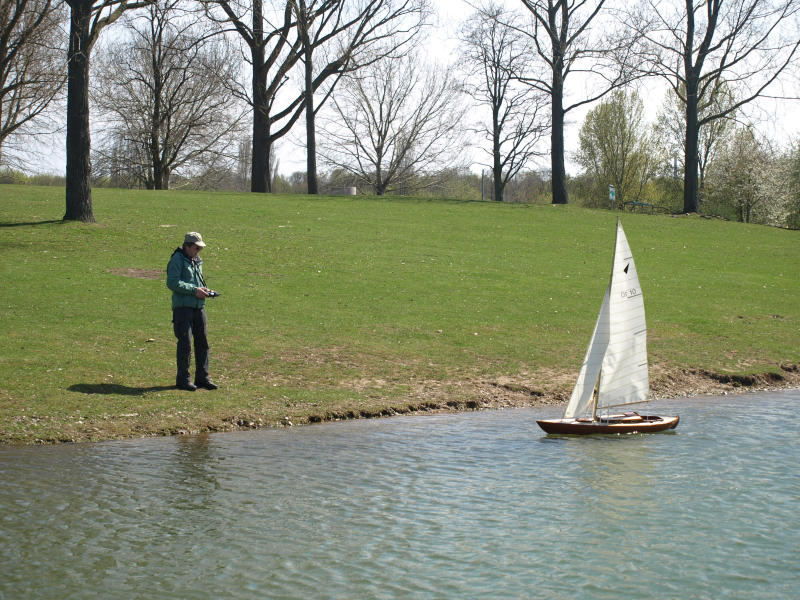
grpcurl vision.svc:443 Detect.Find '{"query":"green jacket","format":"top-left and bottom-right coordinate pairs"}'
top-left (166, 248), bottom-right (206, 309)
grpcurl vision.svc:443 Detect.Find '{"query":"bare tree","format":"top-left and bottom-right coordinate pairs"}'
top-left (292, 0), bottom-right (428, 194)
top-left (202, 0), bottom-right (310, 193)
top-left (319, 52), bottom-right (466, 195)
top-left (204, 0), bottom-right (426, 194)
top-left (632, 0), bottom-right (800, 214)
top-left (654, 82), bottom-right (737, 191)
top-left (236, 136), bottom-right (251, 190)
top-left (460, 3), bottom-right (547, 203)
top-left (92, 0), bottom-right (243, 190)
top-left (516, 0), bottom-right (638, 205)
top-left (91, 132), bottom-right (146, 187)
top-left (0, 0), bottom-right (66, 168)
top-left (64, 0), bottom-right (153, 222)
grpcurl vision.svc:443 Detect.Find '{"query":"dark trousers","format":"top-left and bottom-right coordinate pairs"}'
top-left (172, 307), bottom-right (209, 385)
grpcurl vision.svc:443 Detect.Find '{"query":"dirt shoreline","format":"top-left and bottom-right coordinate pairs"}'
top-left (301, 363), bottom-right (800, 424)
top-left (5, 364), bottom-right (799, 445)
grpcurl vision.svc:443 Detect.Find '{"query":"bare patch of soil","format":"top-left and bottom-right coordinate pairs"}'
top-left (108, 268), bottom-right (163, 280)
top-left (649, 364), bottom-right (800, 399)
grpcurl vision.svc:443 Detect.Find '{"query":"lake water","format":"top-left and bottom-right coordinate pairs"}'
top-left (2, 391), bottom-right (799, 599)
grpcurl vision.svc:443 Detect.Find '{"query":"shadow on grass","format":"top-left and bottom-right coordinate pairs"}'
top-left (0, 219), bottom-right (64, 228)
top-left (69, 383), bottom-right (176, 396)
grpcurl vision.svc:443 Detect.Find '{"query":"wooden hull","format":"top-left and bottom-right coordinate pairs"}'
top-left (537, 414), bottom-right (679, 435)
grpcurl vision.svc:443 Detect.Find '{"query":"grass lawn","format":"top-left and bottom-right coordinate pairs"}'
top-left (1, 184), bottom-right (798, 443)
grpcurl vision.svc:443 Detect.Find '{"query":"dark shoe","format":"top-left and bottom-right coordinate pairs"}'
top-left (177, 382), bottom-right (197, 391)
top-left (195, 379), bottom-right (218, 390)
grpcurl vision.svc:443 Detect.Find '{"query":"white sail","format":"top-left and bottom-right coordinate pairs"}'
top-left (563, 220), bottom-right (649, 419)
top-left (598, 221), bottom-right (649, 410)
top-left (563, 286), bottom-right (610, 419)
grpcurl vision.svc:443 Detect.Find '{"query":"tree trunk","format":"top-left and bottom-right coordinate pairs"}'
top-left (550, 68), bottom-right (568, 205)
top-left (151, 142), bottom-right (164, 190)
top-left (492, 107), bottom-right (503, 202)
top-left (682, 4), bottom-right (700, 215)
top-left (375, 165), bottom-right (385, 195)
top-left (303, 29), bottom-right (317, 194)
top-left (250, 0), bottom-right (270, 193)
top-left (156, 165), bottom-right (169, 190)
top-left (151, 67), bottom-right (163, 190)
top-left (252, 105), bottom-right (271, 193)
top-left (64, 0), bottom-right (95, 222)
top-left (493, 152), bottom-right (503, 202)
top-left (683, 77), bottom-right (700, 213)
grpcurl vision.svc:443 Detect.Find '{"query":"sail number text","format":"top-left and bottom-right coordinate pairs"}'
top-left (620, 288), bottom-right (641, 299)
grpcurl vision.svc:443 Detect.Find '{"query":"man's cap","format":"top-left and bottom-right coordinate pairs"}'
top-left (184, 232), bottom-right (206, 247)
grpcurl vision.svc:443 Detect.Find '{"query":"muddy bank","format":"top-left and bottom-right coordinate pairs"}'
top-left (6, 364), bottom-right (799, 445)
top-left (296, 363), bottom-right (800, 426)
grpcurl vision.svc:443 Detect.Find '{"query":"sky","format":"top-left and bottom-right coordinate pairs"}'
top-left (20, 0), bottom-right (800, 178)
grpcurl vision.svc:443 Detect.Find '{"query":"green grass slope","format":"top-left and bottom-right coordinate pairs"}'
top-left (1, 185), bottom-right (798, 443)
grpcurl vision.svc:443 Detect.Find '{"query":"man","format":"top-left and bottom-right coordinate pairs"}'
top-left (166, 232), bottom-right (218, 391)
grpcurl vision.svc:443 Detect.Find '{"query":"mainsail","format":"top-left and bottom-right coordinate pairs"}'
top-left (563, 221), bottom-right (649, 419)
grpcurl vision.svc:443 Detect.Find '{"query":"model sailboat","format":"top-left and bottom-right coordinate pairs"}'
top-left (537, 220), bottom-right (679, 434)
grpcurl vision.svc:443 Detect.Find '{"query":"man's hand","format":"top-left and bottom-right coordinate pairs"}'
top-left (195, 287), bottom-right (210, 298)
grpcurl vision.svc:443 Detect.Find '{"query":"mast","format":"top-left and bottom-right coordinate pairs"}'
top-left (595, 221), bottom-right (617, 422)
top-left (591, 221), bottom-right (618, 422)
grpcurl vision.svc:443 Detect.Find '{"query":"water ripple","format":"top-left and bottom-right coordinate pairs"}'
top-left (2, 391), bottom-right (799, 599)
